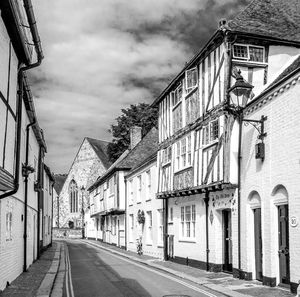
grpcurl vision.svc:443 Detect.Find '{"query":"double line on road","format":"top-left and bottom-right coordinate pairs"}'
top-left (65, 243), bottom-right (75, 297)
top-left (82, 240), bottom-right (219, 297)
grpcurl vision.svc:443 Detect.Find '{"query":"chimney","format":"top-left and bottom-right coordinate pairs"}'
top-left (130, 126), bottom-right (142, 150)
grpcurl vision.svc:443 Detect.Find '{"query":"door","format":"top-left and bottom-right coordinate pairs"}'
top-left (168, 235), bottom-right (174, 259)
top-left (278, 204), bottom-right (290, 284)
top-left (223, 210), bottom-right (232, 272)
top-left (254, 208), bottom-right (263, 281)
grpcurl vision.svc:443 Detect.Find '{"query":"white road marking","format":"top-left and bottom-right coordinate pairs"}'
top-left (81, 240), bottom-right (219, 297)
top-left (65, 243), bottom-right (75, 297)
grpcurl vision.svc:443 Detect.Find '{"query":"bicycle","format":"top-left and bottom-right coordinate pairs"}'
top-left (136, 236), bottom-right (143, 255)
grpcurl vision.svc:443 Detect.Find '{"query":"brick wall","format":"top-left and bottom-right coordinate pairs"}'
top-left (240, 74), bottom-right (300, 285)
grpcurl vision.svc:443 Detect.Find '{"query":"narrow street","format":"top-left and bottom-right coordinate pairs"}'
top-left (63, 240), bottom-right (225, 297)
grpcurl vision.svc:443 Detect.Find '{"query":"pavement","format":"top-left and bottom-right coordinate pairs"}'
top-left (0, 239), bottom-right (297, 297)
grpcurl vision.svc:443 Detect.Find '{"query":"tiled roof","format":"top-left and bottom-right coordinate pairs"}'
top-left (228, 0), bottom-right (300, 42)
top-left (86, 138), bottom-right (111, 169)
top-left (54, 174), bottom-right (67, 195)
top-left (89, 127), bottom-right (158, 190)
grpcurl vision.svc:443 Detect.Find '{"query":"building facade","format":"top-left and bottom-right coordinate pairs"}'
top-left (0, 0), bottom-right (49, 290)
top-left (153, 0), bottom-right (300, 292)
top-left (54, 137), bottom-right (111, 235)
top-left (125, 136), bottom-right (163, 258)
top-left (240, 58), bottom-right (300, 293)
top-left (88, 127), bottom-right (158, 249)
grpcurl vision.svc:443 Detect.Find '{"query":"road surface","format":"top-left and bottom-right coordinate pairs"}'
top-left (63, 240), bottom-right (225, 297)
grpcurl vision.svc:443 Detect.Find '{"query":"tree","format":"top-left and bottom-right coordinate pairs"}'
top-left (108, 103), bottom-right (158, 163)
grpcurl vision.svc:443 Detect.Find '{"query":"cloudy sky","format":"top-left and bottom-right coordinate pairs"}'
top-left (30, 0), bottom-right (249, 174)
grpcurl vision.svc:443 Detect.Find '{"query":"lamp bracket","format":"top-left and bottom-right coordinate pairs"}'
top-left (242, 115), bottom-right (267, 140)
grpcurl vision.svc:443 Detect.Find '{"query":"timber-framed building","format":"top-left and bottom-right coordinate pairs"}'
top-left (153, 0), bottom-right (300, 291)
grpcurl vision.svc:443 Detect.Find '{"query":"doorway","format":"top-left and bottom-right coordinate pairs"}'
top-left (223, 209), bottom-right (232, 272)
top-left (278, 204), bottom-right (290, 285)
top-left (253, 208), bottom-right (263, 281)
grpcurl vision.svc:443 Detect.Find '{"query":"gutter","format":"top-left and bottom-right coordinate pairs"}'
top-left (0, 0), bottom-right (43, 200)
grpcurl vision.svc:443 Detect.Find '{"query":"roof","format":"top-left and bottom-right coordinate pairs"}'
top-left (89, 127), bottom-right (158, 190)
top-left (228, 0), bottom-right (300, 43)
top-left (53, 174), bottom-right (67, 195)
top-left (86, 138), bottom-right (111, 169)
top-left (44, 164), bottom-right (54, 182)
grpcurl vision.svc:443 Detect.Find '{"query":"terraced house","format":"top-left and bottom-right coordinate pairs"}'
top-left (0, 0), bottom-right (53, 290)
top-left (153, 0), bottom-right (300, 293)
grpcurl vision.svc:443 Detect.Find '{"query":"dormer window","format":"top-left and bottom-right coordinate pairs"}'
top-left (185, 67), bottom-right (198, 93)
top-left (233, 44), bottom-right (265, 63)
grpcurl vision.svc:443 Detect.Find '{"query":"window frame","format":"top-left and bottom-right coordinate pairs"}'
top-left (180, 204), bottom-right (196, 240)
top-left (232, 43), bottom-right (266, 64)
top-left (202, 119), bottom-right (219, 148)
top-left (185, 67), bottom-right (198, 93)
top-left (174, 134), bottom-right (193, 172)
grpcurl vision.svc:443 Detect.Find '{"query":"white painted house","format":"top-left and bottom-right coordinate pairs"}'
top-left (240, 56), bottom-right (300, 293)
top-left (0, 0), bottom-right (51, 290)
top-left (125, 128), bottom-right (163, 258)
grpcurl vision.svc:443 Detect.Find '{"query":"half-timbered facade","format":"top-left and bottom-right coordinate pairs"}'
top-left (153, 0), bottom-right (300, 284)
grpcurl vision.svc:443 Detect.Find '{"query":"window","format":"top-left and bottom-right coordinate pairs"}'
top-left (210, 120), bottom-right (219, 142)
top-left (137, 175), bottom-right (142, 203)
top-left (157, 209), bottom-right (163, 245)
top-left (233, 44), bottom-right (265, 63)
top-left (185, 90), bottom-right (200, 124)
top-left (186, 67), bottom-right (198, 92)
top-left (69, 180), bottom-right (78, 213)
top-left (129, 180), bottom-right (133, 205)
top-left (168, 207), bottom-right (173, 223)
top-left (162, 147), bottom-right (172, 165)
top-left (6, 211), bottom-right (12, 241)
top-left (146, 170), bottom-right (151, 200)
top-left (129, 214), bottom-right (134, 242)
top-left (180, 205), bottom-right (196, 238)
top-left (172, 83), bottom-right (183, 106)
top-left (146, 211), bottom-right (152, 243)
top-left (202, 120), bottom-right (219, 146)
top-left (175, 134), bottom-right (192, 171)
top-left (172, 104), bottom-right (182, 133)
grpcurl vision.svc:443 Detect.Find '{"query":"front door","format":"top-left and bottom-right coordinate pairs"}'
top-left (278, 204), bottom-right (290, 284)
top-left (223, 210), bottom-right (232, 272)
top-left (254, 208), bottom-right (263, 281)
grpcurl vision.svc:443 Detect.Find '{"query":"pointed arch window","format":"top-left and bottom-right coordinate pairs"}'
top-left (69, 180), bottom-right (78, 213)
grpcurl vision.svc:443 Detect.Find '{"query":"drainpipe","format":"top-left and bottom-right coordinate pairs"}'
top-left (204, 191), bottom-right (210, 271)
top-left (23, 118), bottom-right (36, 272)
top-left (237, 112), bottom-right (243, 275)
top-left (124, 179), bottom-right (127, 250)
top-left (163, 198), bottom-right (168, 261)
top-left (50, 182), bottom-right (54, 246)
top-left (0, 0), bottom-right (43, 200)
top-left (57, 194), bottom-right (60, 228)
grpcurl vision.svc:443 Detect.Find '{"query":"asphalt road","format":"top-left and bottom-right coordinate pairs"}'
top-left (64, 240), bottom-right (225, 297)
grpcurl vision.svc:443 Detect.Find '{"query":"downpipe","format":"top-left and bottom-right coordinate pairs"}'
top-left (163, 198), bottom-right (168, 261)
top-left (23, 119), bottom-right (36, 272)
top-left (204, 191), bottom-right (210, 271)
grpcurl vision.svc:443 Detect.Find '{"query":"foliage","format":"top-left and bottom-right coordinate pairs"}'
top-left (108, 103), bottom-right (158, 163)
top-left (137, 210), bottom-right (145, 224)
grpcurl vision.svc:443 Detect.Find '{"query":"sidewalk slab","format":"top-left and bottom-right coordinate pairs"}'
top-left (0, 243), bottom-right (58, 297)
top-left (82, 239), bottom-right (295, 297)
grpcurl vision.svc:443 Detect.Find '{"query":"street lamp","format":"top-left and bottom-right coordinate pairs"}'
top-left (81, 185), bottom-right (85, 239)
top-left (228, 69), bottom-right (267, 277)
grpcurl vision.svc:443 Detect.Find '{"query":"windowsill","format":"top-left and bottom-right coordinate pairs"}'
top-left (174, 165), bottom-right (193, 174)
top-left (157, 244), bottom-right (163, 248)
top-left (168, 222), bottom-right (173, 225)
top-left (172, 100), bottom-right (182, 110)
top-left (145, 199), bottom-right (151, 202)
top-left (185, 86), bottom-right (198, 98)
top-left (146, 243), bottom-right (153, 246)
top-left (201, 140), bottom-right (218, 150)
top-left (179, 238), bottom-right (196, 243)
top-left (232, 59), bottom-right (267, 68)
top-left (137, 201), bottom-right (141, 204)
top-left (162, 162), bottom-right (171, 168)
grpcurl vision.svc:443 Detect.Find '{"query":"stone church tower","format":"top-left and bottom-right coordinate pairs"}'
top-left (54, 137), bottom-right (111, 229)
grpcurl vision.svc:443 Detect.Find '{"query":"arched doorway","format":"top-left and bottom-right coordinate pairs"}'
top-left (248, 191), bottom-right (262, 281)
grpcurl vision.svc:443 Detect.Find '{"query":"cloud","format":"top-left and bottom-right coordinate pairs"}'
top-left (30, 0), bottom-right (249, 173)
